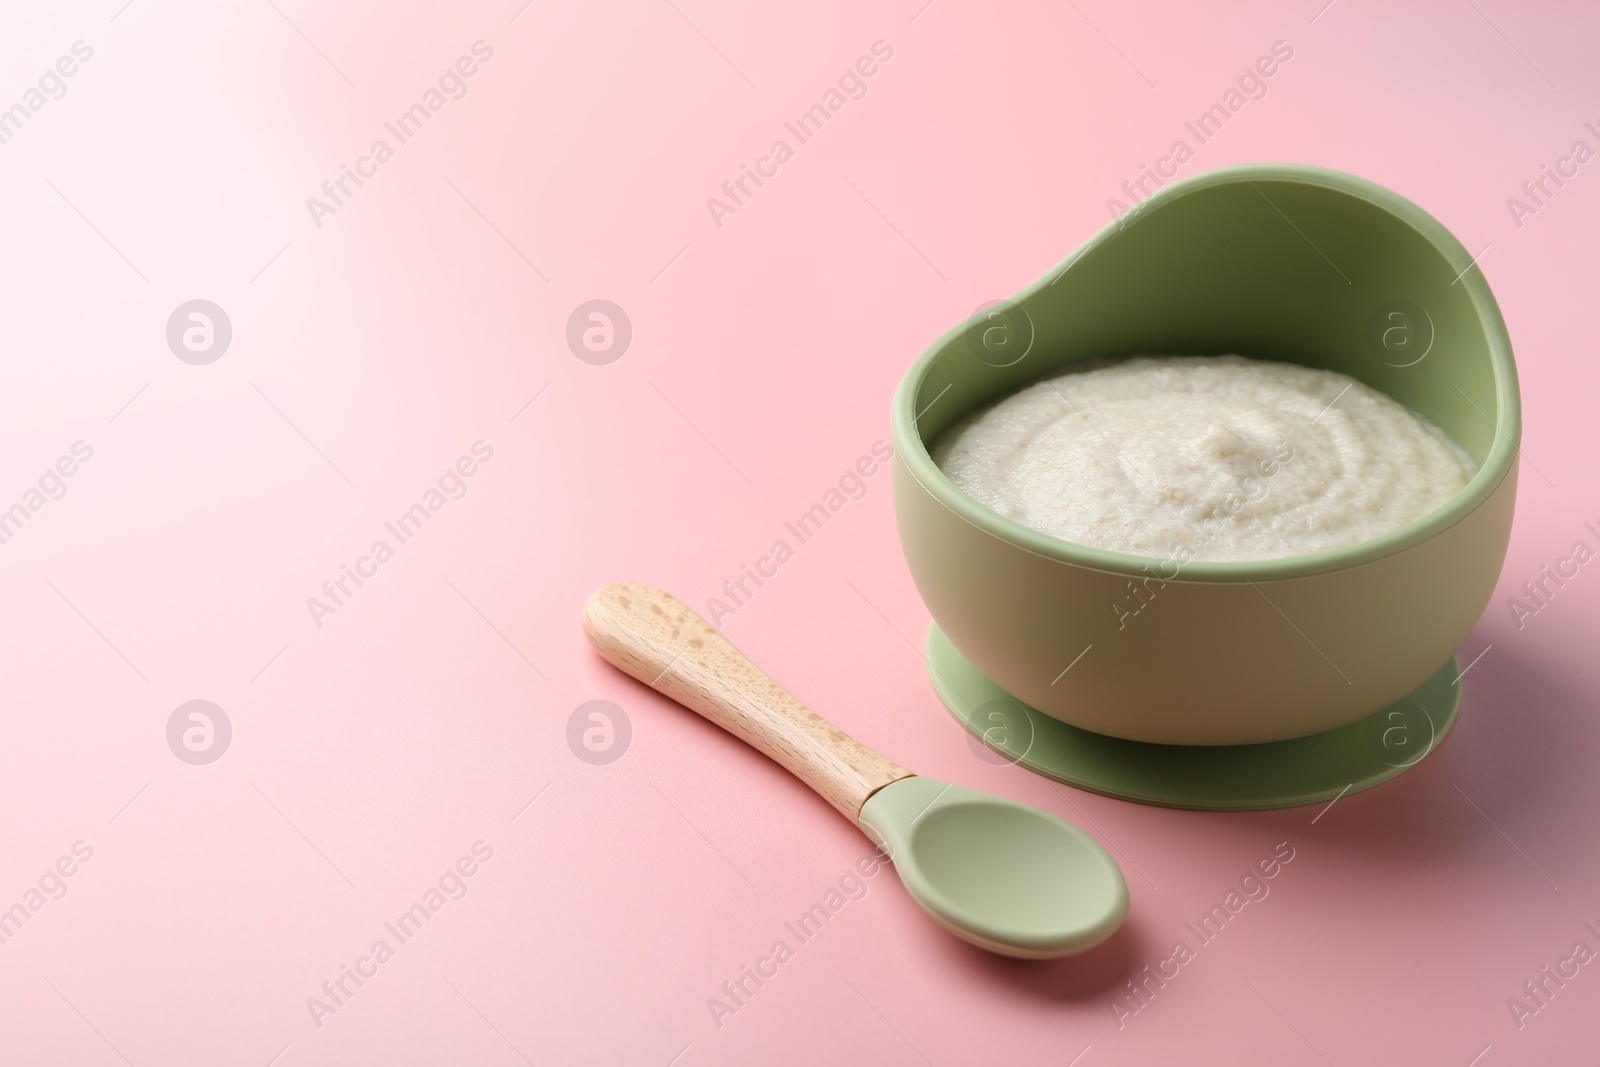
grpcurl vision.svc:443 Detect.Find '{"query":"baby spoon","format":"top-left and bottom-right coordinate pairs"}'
top-left (581, 582), bottom-right (1128, 958)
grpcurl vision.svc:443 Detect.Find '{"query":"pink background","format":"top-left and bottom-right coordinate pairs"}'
top-left (2, 0), bottom-right (1597, 1063)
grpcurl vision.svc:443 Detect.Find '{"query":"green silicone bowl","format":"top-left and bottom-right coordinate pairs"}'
top-left (892, 164), bottom-right (1519, 747)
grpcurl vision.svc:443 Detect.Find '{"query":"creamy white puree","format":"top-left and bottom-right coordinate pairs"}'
top-left (932, 355), bottom-right (1475, 562)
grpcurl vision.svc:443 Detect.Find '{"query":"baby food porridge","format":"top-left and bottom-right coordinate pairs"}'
top-left (931, 355), bottom-right (1475, 562)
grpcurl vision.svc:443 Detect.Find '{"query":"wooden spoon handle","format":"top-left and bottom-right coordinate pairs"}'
top-left (581, 582), bottom-right (914, 823)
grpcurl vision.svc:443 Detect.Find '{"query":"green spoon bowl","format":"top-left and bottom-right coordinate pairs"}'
top-left (861, 777), bottom-right (1128, 958)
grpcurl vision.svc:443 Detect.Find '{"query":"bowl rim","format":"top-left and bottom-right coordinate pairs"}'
top-left (891, 162), bottom-right (1522, 583)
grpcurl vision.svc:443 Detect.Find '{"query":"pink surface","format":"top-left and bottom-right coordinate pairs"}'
top-left (1, 0), bottom-right (1596, 1063)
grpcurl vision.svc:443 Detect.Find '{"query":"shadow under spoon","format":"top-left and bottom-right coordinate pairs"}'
top-left (581, 582), bottom-right (1128, 959)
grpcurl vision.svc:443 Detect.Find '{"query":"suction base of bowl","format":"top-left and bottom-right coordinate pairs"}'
top-left (928, 624), bottom-right (1460, 811)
